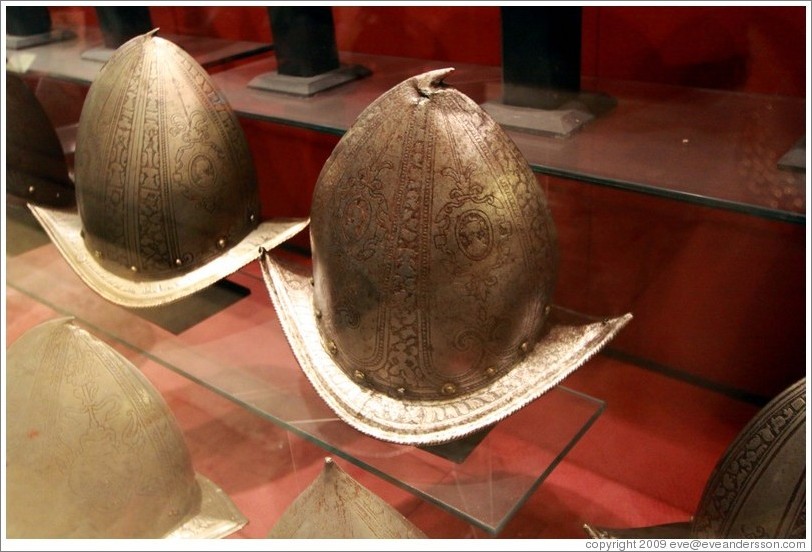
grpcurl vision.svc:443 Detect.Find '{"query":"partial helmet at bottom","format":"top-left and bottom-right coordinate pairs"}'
top-left (268, 457), bottom-right (426, 538)
top-left (5, 317), bottom-right (247, 538)
top-left (691, 378), bottom-right (806, 539)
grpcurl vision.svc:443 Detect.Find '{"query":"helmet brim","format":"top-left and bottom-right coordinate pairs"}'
top-left (29, 203), bottom-right (309, 308)
top-left (260, 250), bottom-right (633, 446)
top-left (166, 474), bottom-right (248, 539)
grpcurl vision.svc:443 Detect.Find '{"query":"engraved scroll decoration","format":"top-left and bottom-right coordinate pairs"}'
top-left (692, 385), bottom-right (806, 538)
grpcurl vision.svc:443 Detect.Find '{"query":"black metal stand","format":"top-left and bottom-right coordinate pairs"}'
top-left (81, 7), bottom-right (154, 62)
top-left (248, 7), bottom-right (370, 97)
top-left (482, 7), bottom-right (615, 137)
top-left (6, 7), bottom-right (74, 50)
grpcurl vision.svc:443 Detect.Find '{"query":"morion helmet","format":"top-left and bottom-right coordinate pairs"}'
top-left (691, 377), bottom-right (806, 539)
top-left (268, 457), bottom-right (426, 538)
top-left (29, 31), bottom-right (308, 307)
top-left (5, 318), bottom-right (247, 538)
top-left (6, 71), bottom-right (74, 207)
top-left (584, 378), bottom-right (806, 539)
top-left (261, 68), bottom-right (631, 445)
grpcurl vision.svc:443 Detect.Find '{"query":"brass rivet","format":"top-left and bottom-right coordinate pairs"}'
top-left (441, 382), bottom-right (457, 396)
top-left (484, 367), bottom-right (496, 378)
top-left (520, 342), bottom-right (529, 354)
top-left (353, 370), bottom-right (365, 382)
top-left (28, 185), bottom-right (35, 194)
top-left (130, 265), bottom-right (138, 272)
top-left (217, 237), bottom-right (227, 249)
top-left (328, 340), bottom-right (338, 355)
top-left (314, 309), bottom-right (322, 320)
top-left (94, 250), bottom-right (103, 259)
top-left (175, 258), bottom-right (182, 266)
top-left (544, 305), bottom-right (551, 316)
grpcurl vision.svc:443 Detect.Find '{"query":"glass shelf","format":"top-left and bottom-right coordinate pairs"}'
top-left (5, 24), bottom-right (272, 84)
top-left (210, 51), bottom-right (806, 224)
top-left (4, 207), bottom-right (604, 535)
top-left (7, 36), bottom-right (803, 223)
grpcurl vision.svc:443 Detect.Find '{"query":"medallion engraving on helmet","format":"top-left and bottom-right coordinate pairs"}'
top-left (75, 32), bottom-right (259, 281)
top-left (311, 68), bottom-right (558, 400)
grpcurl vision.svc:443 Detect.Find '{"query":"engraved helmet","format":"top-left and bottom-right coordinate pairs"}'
top-left (260, 68), bottom-right (631, 445)
top-left (268, 457), bottom-right (426, 538)
top-left (583, 378), bottom-right (806, 539)
top-left (5, 318), bottom-right (247, 538)
top-left (29, 31), bottom-right (308, 307)
top-left (6, 71), bottom-right (75, 207)
top-left (691, 377), bottom-right (806, 539)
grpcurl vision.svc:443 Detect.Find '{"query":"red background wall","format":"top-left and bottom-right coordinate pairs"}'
top-left (51, 5), bottom-right (806, 97)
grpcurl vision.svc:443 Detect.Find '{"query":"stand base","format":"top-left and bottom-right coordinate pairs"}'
top-left (6, 28), bottom-right (75, 50)
top-left (248, 64), bottom-right (371, 97)
top-left (482, 91), bottom-right (616, 137)
top-left (80, 46), bottom-right (116, 63)
top-left (778, 136), bottom-right (806, 172)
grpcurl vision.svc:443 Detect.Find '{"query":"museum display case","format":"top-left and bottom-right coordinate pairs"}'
top-left (4, 4), bottom-right (807, 541)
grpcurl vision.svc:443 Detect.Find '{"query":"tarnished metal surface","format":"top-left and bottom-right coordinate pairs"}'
top-left (6, 71), bottom-right (74, 207)
top-left (310, 68), bottom-right (561, 400)
top-left (584, 378), bottom-right (806, 539)
top-left (75, 31), bottom-right (259, 281)
top-left (5, 318), bottom-right (247, 538)
top-left (37, 30), bottom-right (307, 307)
top-left (268, 457), bottom-right (426, 538)
top-left (260, 68), bottom-right (631, 445)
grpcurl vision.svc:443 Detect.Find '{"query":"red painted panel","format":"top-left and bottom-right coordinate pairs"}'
top-left (333, 6), bottom-right (502, 66)
top-left (589, 6), bottom-right (806, 96)
top-left (239, 118), bottom-right (340, 251)
top-left (49, 5), bottom-right (804, 95)
top-left (548, 175), bottom-right (805, 399)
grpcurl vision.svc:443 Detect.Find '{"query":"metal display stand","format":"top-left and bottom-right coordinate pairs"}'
top-left (6, 6), bottom-right (74, 50)
top-left (248, 6), bottom-right (370, 97)
top-left (481, 7), bottom-right (615, 137)
top-left (80, 6), bottom-right (154, 62)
